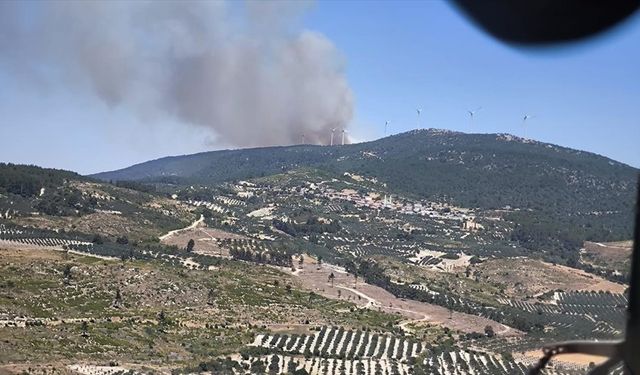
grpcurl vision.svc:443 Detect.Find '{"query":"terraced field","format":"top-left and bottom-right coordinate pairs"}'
top-left (250, 327), bottom-right (423, 361)
top-left (0, 246), bottom-right (402, 368)
top-left (225, 331), bottom-right (571, 375)
top-left (0, 154), bottom-right (634, 374)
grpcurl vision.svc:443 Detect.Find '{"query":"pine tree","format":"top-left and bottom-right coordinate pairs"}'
top-left (186, 239), bottom-right (195, 252)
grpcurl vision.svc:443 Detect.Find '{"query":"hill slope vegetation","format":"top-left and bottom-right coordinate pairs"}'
top-left (92, 130), bottom-right (638, 249)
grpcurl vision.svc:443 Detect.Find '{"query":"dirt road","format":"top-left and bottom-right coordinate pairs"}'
top-left (158, 214), bottom-right (204, 241)
top-left (289, 262), bottom-right (521, 336)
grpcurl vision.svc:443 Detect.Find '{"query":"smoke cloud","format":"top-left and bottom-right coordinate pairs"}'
top-left (0, 1), bottom-right (353, 147)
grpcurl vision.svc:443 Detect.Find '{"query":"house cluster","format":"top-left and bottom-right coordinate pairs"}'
top-left (233, 181), bottom-right (257, 198)
top-left (317, 185), bottom-right (475, 223)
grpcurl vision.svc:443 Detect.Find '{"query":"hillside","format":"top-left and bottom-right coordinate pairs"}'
top-left (92, 130), bottom-right (639, 248)
top-left (93, 130), bottom-right (637, 209)
top-left (2, 135), bottom-right (635, 374)
top-left (0, 163), bottom-right (195, 240)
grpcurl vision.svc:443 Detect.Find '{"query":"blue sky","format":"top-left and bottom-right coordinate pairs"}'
top-left (0, 1), bottom-right (639, 174)
top-left (304, 1), bottom-right (640, 166)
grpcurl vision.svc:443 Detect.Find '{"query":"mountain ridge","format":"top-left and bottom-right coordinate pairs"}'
top-left (89, 129), bottom-right (638, 250)
top-left (91, 128), bottom-right (637, 187)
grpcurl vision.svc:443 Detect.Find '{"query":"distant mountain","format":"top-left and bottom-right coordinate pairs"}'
top-left (93, 129), bottom-right (637, 209)
top-left (92, 129), bottom-right (638, 250)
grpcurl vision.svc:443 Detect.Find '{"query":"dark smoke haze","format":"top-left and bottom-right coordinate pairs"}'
top-left (0, 1), bottom-right (353, 147)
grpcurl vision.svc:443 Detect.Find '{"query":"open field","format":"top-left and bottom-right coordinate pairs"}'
top-left (0, 246), bottom-right (401, 368)
top-left (14, 210), bottom-right (190, 243)
top-left (473, 257), bottom-right (625, 298)
top-left (375, 256), bottom-right (506, 306)
top-left (523, 349), bottom-right (609, 367)
top-left (288, 259), bottom-right (521, 337)
top-left (160, 223), bottom-right (246, 258)
top-left (582, 241), bottom-right (632, 275)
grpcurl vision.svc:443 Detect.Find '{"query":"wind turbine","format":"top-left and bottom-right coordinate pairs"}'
top-left (384, 121), bottom-right (390, 136)
top-left (330, 128), bottom-right (336, 146)
top-left (416, 108), bottom-right (422, 129)
top-left (467, 107), bottom-right (482, 129)
top-left (341, 129), bottom-right (347, 146)
top-left (522, 114), bottom-right (535, 138)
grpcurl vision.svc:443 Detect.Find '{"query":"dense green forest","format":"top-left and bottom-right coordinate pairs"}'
top-left (93, 130), bottom-right (636, 216)
top-left (0, 163), bottom-right (84, 198)
top-left (92, 130), bottom-right (638, 256)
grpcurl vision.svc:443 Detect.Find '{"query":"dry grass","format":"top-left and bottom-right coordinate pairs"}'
top-left (288, 259), bottom-right (522, 337)
top-left (375, 256), bottom-right (505, 306)
top-left (582, 241), bottom-right (632, 274)
top-left (160, 225), bottom-right (246, 257)
top-left (473, 257), bottom-right (625, 298)
top-left (522, 349), bottom-right (609, 367)
top-left (0, 246), bottom-right (405, 368)
top-left (16, 212), bottom-right (158, 240)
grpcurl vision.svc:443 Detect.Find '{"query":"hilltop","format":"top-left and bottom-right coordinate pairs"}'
top-left (0, 163), bottom-right (196, 240)
top-left (92, 129), bottom-right (637, 210)
top-left (92, 130), bottom-right (638, 254)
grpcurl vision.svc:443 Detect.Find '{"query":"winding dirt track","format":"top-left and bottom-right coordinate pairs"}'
top-left (288, 262), bottom-right (521, 336)
top-left (158, 214), bottom-right (204, 241)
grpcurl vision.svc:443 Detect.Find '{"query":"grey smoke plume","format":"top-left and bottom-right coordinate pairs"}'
top-left (0, 1), bottom-right (353, 147)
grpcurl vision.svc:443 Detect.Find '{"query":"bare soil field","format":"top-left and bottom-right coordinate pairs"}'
top-left (0, 363), bottom-right (75, 375)
top-left (582, 241), bottom-right (632, 272)
top-left (0, 241), bottom-right (118, 261)
top-left (522, 349), bottom-right (609, 367)
top-left (0, 362), bottom-right (171, 375)
top-left (160, 223), bottom-right (246, 257)
top-left (288, 260), bottom-right (522, 337)
top-left (0, 246), bottom-right (62, 261)
top-left (474, 257), bottom-right (625, 297)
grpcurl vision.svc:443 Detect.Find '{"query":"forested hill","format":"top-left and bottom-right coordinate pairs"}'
top-left (92, 130), bottom-right (639, 247)
top-left (0, 163), bottom-right (196, 240)
top-left (93, 129), bottom-right (637, 208)
top-left (0, 163), bottom-right (87, 198)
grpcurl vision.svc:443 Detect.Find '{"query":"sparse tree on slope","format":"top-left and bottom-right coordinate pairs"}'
top-left (113, 287), bottom-right (122, 307)
top-left (62, 264), bottom-right (73, 283)
top-left (484, 325), bottom-right (495, 337)
top-left (81, 321), bottom-right (89, 337)
top-left (186, 238), bottom-right (195, 252)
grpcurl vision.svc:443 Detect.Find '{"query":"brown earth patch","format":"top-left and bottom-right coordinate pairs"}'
top-left (582, 241), bottom-right (632, 274)
top-left (474, 257), bottom-right (625, 298)
top-left (160, 225), bottom-right (246, 257)
top-left (288, 260), bottom-right (522, 337)
top-left (522, 349), bottom-right (609, 367)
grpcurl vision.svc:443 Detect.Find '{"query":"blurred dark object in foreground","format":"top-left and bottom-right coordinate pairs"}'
top-left (451, 0), bottom-right (640, 45)
top-left (450, 2), bottom-right (640, 374)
